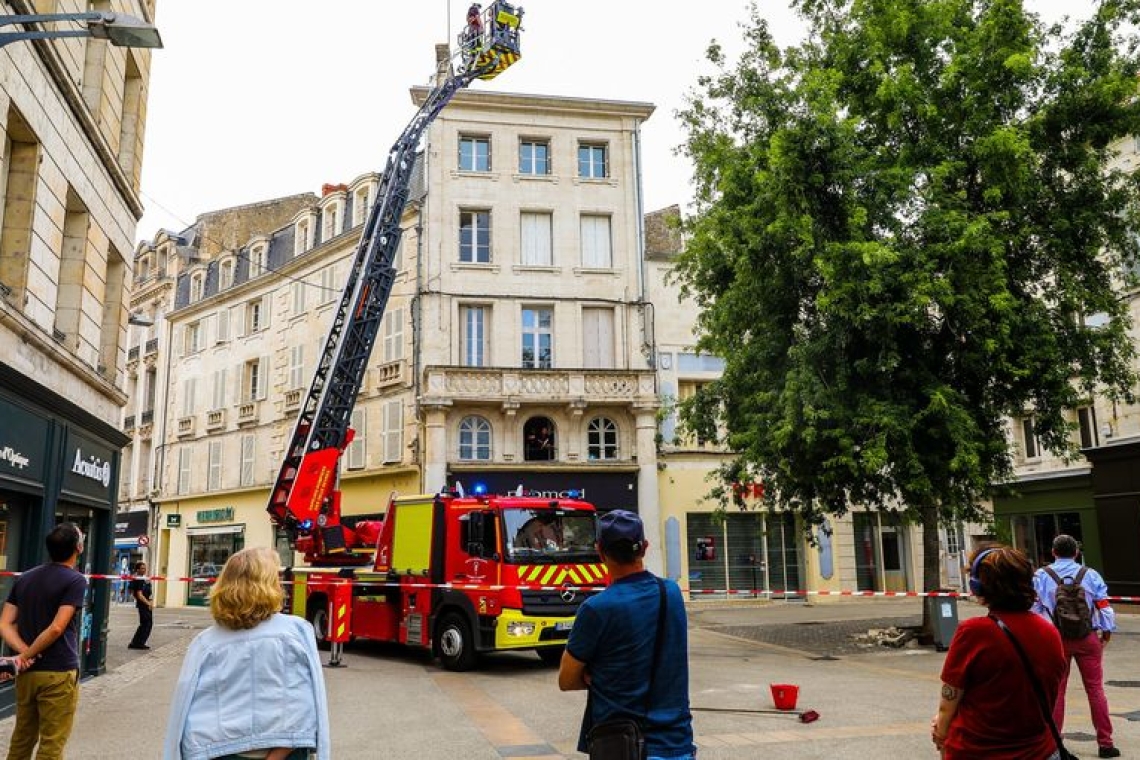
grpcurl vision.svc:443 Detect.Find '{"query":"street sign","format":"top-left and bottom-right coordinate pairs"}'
top-left (138, 534), bottom-right (150, 547)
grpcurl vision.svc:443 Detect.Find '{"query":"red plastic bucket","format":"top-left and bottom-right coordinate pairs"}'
top-left (770, 683), bottom-right (799, 711)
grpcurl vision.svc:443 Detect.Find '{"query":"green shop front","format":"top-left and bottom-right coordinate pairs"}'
top-left (0, 372), bottom-right (125, 718)
top-left (991, 469), bottom-right (1103, 571)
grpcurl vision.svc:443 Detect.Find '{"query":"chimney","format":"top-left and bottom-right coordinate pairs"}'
top-left (321, 183), bottom-right (348, 197)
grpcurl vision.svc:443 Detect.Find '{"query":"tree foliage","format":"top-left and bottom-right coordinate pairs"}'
top-left (675, 0), bottom-right (1140, 574)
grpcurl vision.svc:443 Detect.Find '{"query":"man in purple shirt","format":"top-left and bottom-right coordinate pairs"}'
top-left (0, 522), bottom-right (88, 760)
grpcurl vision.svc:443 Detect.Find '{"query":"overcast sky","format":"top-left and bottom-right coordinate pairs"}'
top-left (136, 0), bottom-right (1093, 243)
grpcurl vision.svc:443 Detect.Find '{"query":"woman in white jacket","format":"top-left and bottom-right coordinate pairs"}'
top-left (164, 547), bottom-right (331, 760)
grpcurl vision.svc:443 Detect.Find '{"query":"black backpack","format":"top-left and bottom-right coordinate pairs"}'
top-left (1044, 566), bottom-right (1092, 640)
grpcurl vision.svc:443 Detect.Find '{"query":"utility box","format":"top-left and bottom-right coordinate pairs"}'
top-left (926, 593), bottom-right (959, 651)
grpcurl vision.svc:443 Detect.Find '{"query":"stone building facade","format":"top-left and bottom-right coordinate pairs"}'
top-left (0, 0), bottom-right (158, 703)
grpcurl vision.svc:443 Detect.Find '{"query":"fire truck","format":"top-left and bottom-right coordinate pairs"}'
top-left (288, 488), bottom-right (604, 669)
top-left (263, 4), bottom-right (607, 669)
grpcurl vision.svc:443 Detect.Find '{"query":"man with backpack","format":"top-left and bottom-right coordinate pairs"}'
top-left (1032, 534), bottom-right (1119, 758)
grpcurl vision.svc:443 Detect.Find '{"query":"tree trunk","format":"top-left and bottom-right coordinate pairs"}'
top-left (921, 504), bottom-right (942, 636)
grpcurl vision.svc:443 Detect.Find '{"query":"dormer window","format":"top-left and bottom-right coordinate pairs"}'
top-left (250, 245), bottom-right (267, 277)
top-left (295, 220), bottom-right (311, 255)
top-left (353, 187), bottom-right (371, 226)
top-left (137, 255), bottom-right (151, 282)
top-left (189, 272), bottom-right (205, 302)
top-left (219, 258), bottom-right (234, 289)
top-left (323, 203), bottom-right (341, 241)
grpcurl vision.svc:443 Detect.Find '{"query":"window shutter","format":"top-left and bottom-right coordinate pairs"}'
top-left (217, 308), bottom-right (230, 343)
top-left (240, 436), bottom-right (255, 486)
top-left (207, 441), bottom-right (222, 491)
top-left (521, 213), bottom-right (552, 266)
top-left (347, 409), bottom-right (366, 470)
top-left (261, 295), bottom-right (272, 329)
top-left (383, 400), bottom-right (403, 463)
top-left (231, 304), bottom-right (245, 337)
top-left (178, 448), bottom-right (192, 494)
top-left (257, 356), bottom-right (269, 400)
top-left (581, 216), bottom-right (612, 268)
top-left (233, 363), bottom-right (243, 405)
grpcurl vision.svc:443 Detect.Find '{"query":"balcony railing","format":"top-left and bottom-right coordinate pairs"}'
top-left (177, 416), bottom-right (195, 437)
top-left (422, 367), bottom-right (657, 406)
top-left (128, 346), bottom-right (140, 361)
top-left (141, 409), bottom-right (154, 425)
top-left (145, 338), bottom-right (158, 355)
top-left (124, 415), bottom-right (135, 431)
top-left (237, 401), bottom-right (258, 425)
top-left (206, 408), bottom-right (226, 431)
top-left (376, 361), bottom-right (404, 390)
top-left (284, 389), bottom-right (302, 411)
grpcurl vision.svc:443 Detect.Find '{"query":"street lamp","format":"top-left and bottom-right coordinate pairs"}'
top-left (0, 12), bottom-right (163, 49)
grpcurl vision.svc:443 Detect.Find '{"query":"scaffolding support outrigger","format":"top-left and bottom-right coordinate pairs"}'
top-left (267, 3), bottom-right (524, 562)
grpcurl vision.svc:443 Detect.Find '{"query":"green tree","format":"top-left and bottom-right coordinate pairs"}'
top-left (675, 0), bottom-right (1140, 599)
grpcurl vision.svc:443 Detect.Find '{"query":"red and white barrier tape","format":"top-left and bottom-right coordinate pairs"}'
top-left (6, 570), bottom-right (1140, 603)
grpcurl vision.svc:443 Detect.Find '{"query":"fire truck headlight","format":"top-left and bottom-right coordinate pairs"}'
top-left (506, 621), bottom-right (536, 637)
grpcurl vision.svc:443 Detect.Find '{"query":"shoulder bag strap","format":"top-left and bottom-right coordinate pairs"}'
top-left (641, 577), bottom-right (668, 720)
top-left (989, 615), bottom-right (1069, 758)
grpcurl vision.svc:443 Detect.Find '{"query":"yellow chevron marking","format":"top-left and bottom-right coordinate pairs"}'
top-left (553, 568), bottom-right (570, 585)
top-left (526, 566), bottom-right (543, 583)
top-left (566, 567), bottom-right (583, 584)
top-left (540, 566), bottom-right (557, 585)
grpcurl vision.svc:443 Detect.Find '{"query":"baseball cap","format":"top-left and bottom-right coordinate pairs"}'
top-left (597, 509), bottom-right (644, 551)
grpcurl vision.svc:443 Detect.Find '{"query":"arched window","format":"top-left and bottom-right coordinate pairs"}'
top-left (189, 272), bottom-right (204, 303)
top-left (137, 255), bottom-right (151, 282)
top-left (523, 416), bottom-right (556, 461)
top-left (250, 245), bottom-right (268, 277)
top-left (587, 417), bottom-right (618, 460)
top-left (458, 416), bottom-right (492, 461)
top-left (219, 258), bottom-right (235, 289)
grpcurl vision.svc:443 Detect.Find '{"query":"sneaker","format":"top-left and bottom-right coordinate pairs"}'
top-left (1098, 747), bottom-right (1121, 758)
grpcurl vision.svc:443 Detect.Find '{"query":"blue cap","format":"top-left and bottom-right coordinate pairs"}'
top-left (597, 509), bottom-right (644, 551)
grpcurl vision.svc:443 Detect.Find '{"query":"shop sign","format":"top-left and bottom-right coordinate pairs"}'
top-left (197, 507), bottom-right (234, 524)
top-left (0, 396), bottom-right (47, 482)
top-left (450, 470), bottom-right (638, 511)
top-left (114, 510), bottom-right (149, 538)
top-left (167, 514), bottom-right (182, 528)
top-left (62, 431), bottom-right (115, 502)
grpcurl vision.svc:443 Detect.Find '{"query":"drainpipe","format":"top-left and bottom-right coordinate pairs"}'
top-left (413, 202), bottom-right (425, 491)
top-left (632, 117), bottom-right (655, 370)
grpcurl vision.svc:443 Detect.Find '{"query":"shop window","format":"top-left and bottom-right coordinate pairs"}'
top-left (187, 530), bottom-right (244, 606)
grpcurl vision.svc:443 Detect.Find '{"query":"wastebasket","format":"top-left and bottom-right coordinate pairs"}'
top-left (925, 592), bottom-right (959, 652)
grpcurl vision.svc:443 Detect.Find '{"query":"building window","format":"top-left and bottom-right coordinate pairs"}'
top-left (521, 307), bottom-right (553, 369)
top-left (1077, 406), bottom-right (1098, 449)
top-left (587, 417), bottom-right (618, 460)
top-left (581, 215), bottom-right (612, 268)
top-left (323, 203), bottom-right (341, 241)
top-left (219, 259), bottom-right (234, 289)
top-left (346, 409), bottom-right (366, 470)
top-left (459, 135), bottom-right (490, 172)
top-left (458, 416), bottom-right (492, 461)
top-left (524, 416), bottom-right (556, 461)
top-left (382, 308), bottom-right (404, 363)
top-left (383, 399), bottom-right (403, 463)
top-left (519, 139), bottom-right (550, 175)
top-left (353, 187), bottom-right (371, 226)
top-left (240, 435), bottom-right (256, 487)
top-left (246, 297), bottom-right (269, 333)
top-left (460, 306), bottom-right (488, 367)
top-left (582, 307), bottom-right (615, 368)
top-left (295, 220), bottom-right (311, 255)
top-left (184, 321), bottom-right (202, 354)
top-left (250, 245), bottom-right (267, 277)
top-left (521, 212), bottom-right (553, 266)
top-left (1021, 416), bottom-right (1040, 459)
top-left (459, 210), bottom-right (492, 263)
top-left (207, 441), bottom-right (223, 491)
top-left (578, 143), bottom-right (608, 178)
top-left (244, 357), bottom-right (267, 401)
top-left (137, 255), bottom-right (151, 281)
top-left (1, 111), bottom-right (40, 303)
top-left (189, 272), bottom-right (204, 302)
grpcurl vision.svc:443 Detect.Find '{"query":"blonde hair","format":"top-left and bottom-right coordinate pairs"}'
top-left (209, 546), bottom-right (284, 630)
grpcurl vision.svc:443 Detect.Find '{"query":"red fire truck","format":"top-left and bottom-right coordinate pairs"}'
top-left (287, 488), bottom-right (605, 670)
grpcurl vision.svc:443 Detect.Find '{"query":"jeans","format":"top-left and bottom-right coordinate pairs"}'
top-left (649, 755), bottom-right (697, 760)
top-left (6, 670), bottom-right (80, 760)
top-left (130, 603), bottom-right (153, 647)
top-left (1053, 631), bottom-right (1113, 748)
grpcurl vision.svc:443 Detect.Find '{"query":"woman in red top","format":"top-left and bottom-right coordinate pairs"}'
top-left (932, 544), bottom-right (1067, 759)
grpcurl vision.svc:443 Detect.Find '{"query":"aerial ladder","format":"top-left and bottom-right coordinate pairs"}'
top-left (267, 3), bottom-right (524, 563)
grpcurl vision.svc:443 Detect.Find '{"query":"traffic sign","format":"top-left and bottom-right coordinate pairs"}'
top-left (138, 534), bottom-right (150, 547)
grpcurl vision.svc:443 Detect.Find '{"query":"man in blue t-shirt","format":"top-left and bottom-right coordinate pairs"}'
top-left (559, 510), bottom-right (695, 760)
top-left (0, 522), bottom-right (88, 760)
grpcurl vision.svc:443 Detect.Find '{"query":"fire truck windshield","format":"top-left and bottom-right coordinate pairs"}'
top-left (502, 508), bottom-right (597, 563)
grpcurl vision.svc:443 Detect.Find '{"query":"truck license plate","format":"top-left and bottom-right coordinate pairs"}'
top-left (555, 621), bottom-right (573, 632)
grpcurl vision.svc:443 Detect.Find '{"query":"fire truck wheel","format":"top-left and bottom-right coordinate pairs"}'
top-left (536, 646), bottom-right (564, 666)
top-left (435, 612), bottom-right (476, 671)
top-left (308, 605), bottom-right (331, 651)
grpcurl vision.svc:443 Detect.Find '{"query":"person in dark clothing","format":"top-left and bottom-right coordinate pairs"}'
top-left (0, 522), bottom-right (88, 760)
top-left (128, 560), bottom-right (154, 650)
